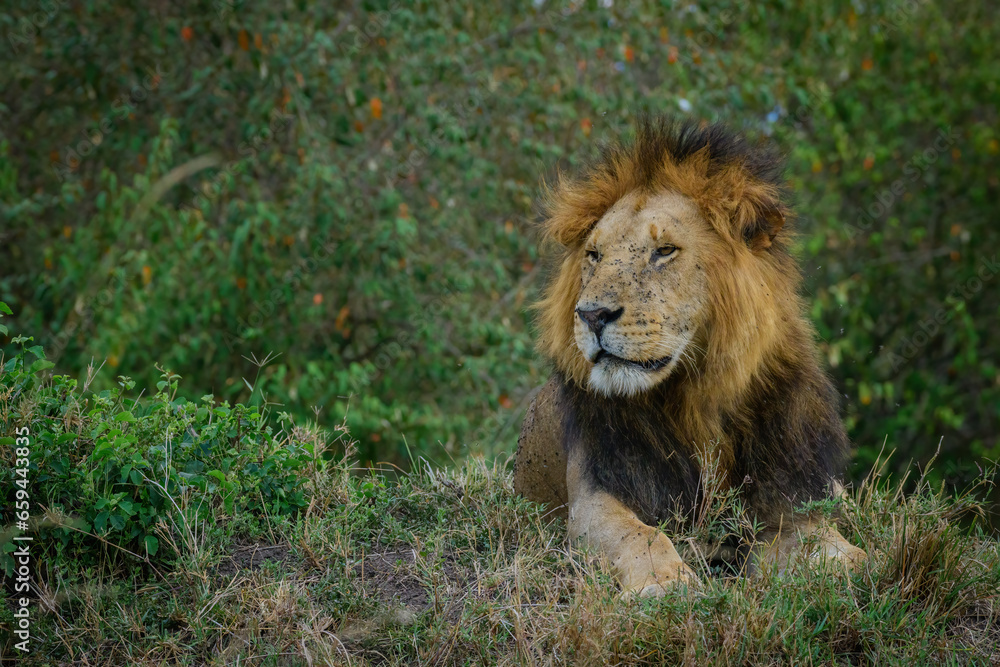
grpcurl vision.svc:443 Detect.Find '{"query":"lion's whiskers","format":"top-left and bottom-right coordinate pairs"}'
top-left (645, 332), bottom-right (702, 377)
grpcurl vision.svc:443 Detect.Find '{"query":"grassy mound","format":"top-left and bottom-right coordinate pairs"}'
top-left (2, 316), bottom-right (999, 664)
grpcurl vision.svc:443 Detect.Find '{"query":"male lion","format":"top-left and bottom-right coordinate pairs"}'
top-left (514, 116), bottom-right (866, 596)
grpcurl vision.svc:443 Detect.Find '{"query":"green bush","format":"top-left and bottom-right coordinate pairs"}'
top-left (1, 1), bottom-right (996, 487)
top-left (1, 302), bottom-right (330, 574)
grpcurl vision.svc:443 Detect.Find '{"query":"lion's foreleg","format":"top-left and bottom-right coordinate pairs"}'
top-left (566, 451), bottom-right (697, 597)
top-left (753, 518), bottom-right (867, 575)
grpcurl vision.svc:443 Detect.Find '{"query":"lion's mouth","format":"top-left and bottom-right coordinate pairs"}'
top-left (593, 350), bottom-right (672, 372)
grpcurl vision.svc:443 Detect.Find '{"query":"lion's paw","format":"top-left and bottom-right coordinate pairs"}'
top-left (824, 541), bottom-right (868, 573)
top-left (621, 562), bottom-right (699, 599)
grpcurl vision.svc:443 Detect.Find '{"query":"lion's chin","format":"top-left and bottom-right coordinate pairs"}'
top-left (588, 356), bottom-right (673, 397)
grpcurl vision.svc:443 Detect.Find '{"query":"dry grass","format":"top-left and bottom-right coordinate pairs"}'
top-left (7, 447), bottom-right (1000, 665)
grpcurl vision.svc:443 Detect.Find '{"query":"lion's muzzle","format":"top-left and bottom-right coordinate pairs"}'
top-left (576, 306), bottom-right (623, 340)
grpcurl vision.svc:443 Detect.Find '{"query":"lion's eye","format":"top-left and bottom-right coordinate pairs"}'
top-left (653, 245), bottom-right (678, 259)
top-left (586, 248), bottom-right (601, 263)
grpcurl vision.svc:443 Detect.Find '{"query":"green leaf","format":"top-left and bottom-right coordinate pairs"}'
top-left (90, 440), bottom-right (116, 462)
top-left (30, 359), bottom-right (55, 373)
top-left (0, 302), bottom-right (11, 315)
top-left (114, 411), bottom-right (136, 423)
top-left (144, 535), bottom-right (159, 556)
top-left (94, 511), bottom-right (110, 533)
top-left (109, 514), bottom-right (126, 531)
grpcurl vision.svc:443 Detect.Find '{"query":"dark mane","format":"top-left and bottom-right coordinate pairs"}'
top-left (540, 114), bottom-right (791, 252)
top-left (591, 114), bottom-right (786, 195)
top-left (557, 358), bottom-right (848, 527)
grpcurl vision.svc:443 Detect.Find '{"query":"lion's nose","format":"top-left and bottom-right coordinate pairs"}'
top-left (576, 306), bottom-right (624, 338)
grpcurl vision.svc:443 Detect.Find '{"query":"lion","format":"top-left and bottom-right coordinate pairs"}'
top-left (514, 116), bottom-right (866, 596)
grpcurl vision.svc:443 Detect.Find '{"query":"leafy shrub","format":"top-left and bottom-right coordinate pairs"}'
top-left (1, 303), bottom-right (333, 574)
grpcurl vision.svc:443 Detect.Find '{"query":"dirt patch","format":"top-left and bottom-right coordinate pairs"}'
top-left (355, 548), bottom-right (430, 611)
top-left (215, 542), bottom-right (300, 577)
top-left (355, 547), bottom-right (471, 614)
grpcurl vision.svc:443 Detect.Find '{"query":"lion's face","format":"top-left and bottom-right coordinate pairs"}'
top-left (574, 190), bottom-right (712, 397)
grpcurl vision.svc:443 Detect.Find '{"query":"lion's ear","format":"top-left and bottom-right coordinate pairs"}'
top-left (744, 203), bottom-right (786, 251)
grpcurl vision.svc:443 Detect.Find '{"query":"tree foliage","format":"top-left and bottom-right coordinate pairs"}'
top-left (1, 1), bottom-right (997, 486)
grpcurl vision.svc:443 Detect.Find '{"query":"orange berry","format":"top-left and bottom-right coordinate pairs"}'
top-left (335, 306), bottom-right (350, 332)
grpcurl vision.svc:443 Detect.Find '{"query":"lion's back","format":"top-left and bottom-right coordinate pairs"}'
top-left (513, 376), bottom-right (568, 519)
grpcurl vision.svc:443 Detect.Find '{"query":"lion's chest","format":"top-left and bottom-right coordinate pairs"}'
top-left (561, 386), bottom-right (712, 525)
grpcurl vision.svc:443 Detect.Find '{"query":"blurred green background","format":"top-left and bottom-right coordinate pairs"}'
top-left (1, 1), bottom-right (997, 489)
